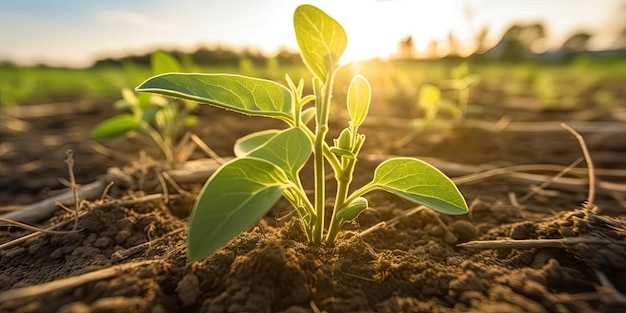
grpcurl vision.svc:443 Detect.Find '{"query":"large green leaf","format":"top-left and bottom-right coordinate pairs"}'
top-left (294, 4), bottom-right (347, 82)
top-left (187, 157), bottom-right (291, 261)
top-left (246, 128), bottom-right (312, 181)
top-left (347, 75), bottom-right (371, 129)
top-left (368, 158), bottom-right (467, 215)
top-left (91, 114), bottom-right (141, 139)
top-left (136, 73), bottom-right (294, 124)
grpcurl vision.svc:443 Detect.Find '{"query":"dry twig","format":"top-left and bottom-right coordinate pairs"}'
top-left (0, 259), bottom-right (164, 303)
top-left (561, 123), bottom-right (596, 206)
top-left (457, 237), bottom-right (619, 250)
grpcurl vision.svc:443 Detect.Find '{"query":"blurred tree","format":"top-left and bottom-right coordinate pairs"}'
top-left (447, 32), bottom-right (460, 57)
top-left (397, 35), bottom-right (415, 59)
top-left (426, 40), bottom-right (439, 59)
top-left (561, 32), bottom-right (593, 52)
top-left (484, 22), bottom-right (547, 61)
top-left (473, 26), bottom-right (490, 54)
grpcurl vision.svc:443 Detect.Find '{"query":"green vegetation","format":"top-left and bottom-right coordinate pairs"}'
top-left (136, 5), bottom-right (468, 261)
top-left (91, 52), bottom-right (200, 167)
top-left (3, 56), bottom-right (626, 111)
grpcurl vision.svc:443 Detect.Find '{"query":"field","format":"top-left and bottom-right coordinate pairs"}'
top-left (1, 58), bottom-right (626, 312)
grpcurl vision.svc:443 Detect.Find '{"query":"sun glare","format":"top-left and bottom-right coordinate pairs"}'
top-left (329, 0), bottom-right (464, 63)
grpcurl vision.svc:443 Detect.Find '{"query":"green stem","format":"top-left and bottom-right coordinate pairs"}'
top-left (325, 134), bottom-right (364, 244)
top-left (301, 126), bottom-right (342, 172)
top-left (143, 123), bottom-right (174, 165)
top-left (312, 72), bottom-right (335, 244)
top-left (312, 124), bottom-right (327, 244)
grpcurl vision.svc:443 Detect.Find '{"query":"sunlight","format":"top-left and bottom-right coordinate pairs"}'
top-left (331, 0), bottom-right (463, 63)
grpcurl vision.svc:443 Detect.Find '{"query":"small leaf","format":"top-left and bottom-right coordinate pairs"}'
top-left (418, 84), bottom-right (441, 120)
top-left (141, 105), bottom-right (163, 122)
top-left (136, 73), bottom-right (294, 124)
top-left (234, 129), bottom-right (281, 157)
top-left (246, 128), bottom-right (312, 181)
top-left (369, 158), bottom-right (468, 215)
top-left (188, 157), bottom-right (291, 261)
top-left (91, 114), bottom-right (141, 139)
top-left (184, 115), bottom-right (198, 126)
top-left (121, 87), bottom-right (138, 105)
top-left (152, 51), bottom-right (181, 74)
top-left (418, 84), bottom-right (441, 107)
top-left (347, 75), bottom-right (371, 129)
top-left (300, 107), bottom-right (316, 124)
top-left (294, 4), bottom-right (347, 81)
top-left (329, 146), bottom-right (355, 159)
top-left (451, 63), bottom-right (469, 80)
top-left (336, 128), bottom-right (352, 150)
top-left (113, 99), bottom-right (134, 111)
top-left (337, 197), bottom-right (368, 221)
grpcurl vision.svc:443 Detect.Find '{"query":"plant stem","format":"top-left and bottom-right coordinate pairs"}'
top-left (326, 134), bottom-right (364, 244)
top-left (312, 72), bottom-right (335, 244)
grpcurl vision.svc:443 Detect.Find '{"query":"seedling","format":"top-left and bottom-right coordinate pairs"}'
top-left (136, 5), bottom-right (468, 261)
top-left (416, 83), bottom-right (459, 124)
top-left (91, 51), bottom-right (198, 166)
top-left (447, 62), bottom-right (480, 118)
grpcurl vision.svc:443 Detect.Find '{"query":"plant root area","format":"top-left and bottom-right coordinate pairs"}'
top-left (1, 100), bottom-right (626, 313)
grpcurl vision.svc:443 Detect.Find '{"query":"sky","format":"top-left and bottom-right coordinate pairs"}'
top-left (0, 0), bottom-right (625, 67)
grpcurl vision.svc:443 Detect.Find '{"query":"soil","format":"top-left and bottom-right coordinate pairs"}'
top-left (1, 88), bottom-right (626, 313)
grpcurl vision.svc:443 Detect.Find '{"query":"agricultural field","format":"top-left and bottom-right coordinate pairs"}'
top-left (2, 31), bottom-right (626, 313)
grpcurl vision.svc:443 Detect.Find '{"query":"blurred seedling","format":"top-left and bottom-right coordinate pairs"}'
top-left (91, 51), bottom-right (202, 168)
top-left (446, 62), bottom-right (481, 118)
top-left (414, 83), bottom-right (459, 129)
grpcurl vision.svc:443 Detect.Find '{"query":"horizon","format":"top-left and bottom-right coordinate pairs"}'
top-left (1, 0), bottom-right (625, 67)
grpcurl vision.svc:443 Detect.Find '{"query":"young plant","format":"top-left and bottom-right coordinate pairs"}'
top-left (416, 83), bottom-right (459, 124)
top-left (136, 5), bottom-right (468, 261)
top-left (91, 51), bottom-right (198, 166)
top-left (447, 62), bottom-right (480, 118)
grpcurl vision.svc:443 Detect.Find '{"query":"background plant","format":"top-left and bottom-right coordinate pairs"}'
top-left (136, 4), bottom-right (468, 261)
top-left (91, 51), bottom-right (198, 166)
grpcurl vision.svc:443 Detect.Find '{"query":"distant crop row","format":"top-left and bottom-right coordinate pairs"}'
top-left (2, 57), bottom-right (625, 108)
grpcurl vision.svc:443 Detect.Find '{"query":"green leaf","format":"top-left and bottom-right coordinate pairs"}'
top-left (294, 4), bottom-right (347, 81)
top-left (234, 129), bottom-right (281, 157)
top-left (137, 92), bottom-right (154, 109)
top-left (187, 157), bottom-right (291, 261)
top-left (418, 84), bottom-right (441, 107)
top-left (141, 105), bottom-right (163, 122)
top-left (120, 87), bottom-right (138, 105)
top-left (91, 114), bottom-right (141, 139)
top-left (300, 107), bottom-right (316, 124)
top-left (245, 128), bottom-right (312, 181)
top-left (152, 51), bottom-right (181, 74)
top-left (347, 75), bottom-right (371, 129)
top-left (368, 158), bottom-right (468, 215)
top-left (184, 115), bottom-right (198, 126)
top-left (337, 197), bottom-right (368, 221)
top-left (136, 73), bottom-right (294, 124)
top-left (113, 99), bottom-right (134, 111)
top-left (329, 146), bottom-right (355, 159)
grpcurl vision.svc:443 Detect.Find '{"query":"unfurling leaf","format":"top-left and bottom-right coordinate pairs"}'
top-left (347, 75), bottom-right (371, 129)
